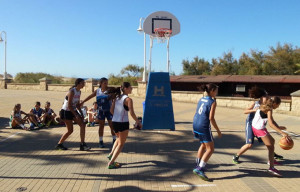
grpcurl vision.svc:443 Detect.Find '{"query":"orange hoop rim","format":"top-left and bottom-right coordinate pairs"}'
top-left (154, 28), bottom-right (172, 37)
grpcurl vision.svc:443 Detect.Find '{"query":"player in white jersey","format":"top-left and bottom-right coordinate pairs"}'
top-left (55, 78), bottom-right (91, 151)
top-left (106, 82), bottom-right (142, 169)
top-left (252, 97), bottom-right (290, 177)
top-left (233, 87), bottom-right (268, 164)
top-left (80, 77), bottom-right (116, 148)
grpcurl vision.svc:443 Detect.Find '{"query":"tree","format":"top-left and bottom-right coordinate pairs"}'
top-left (108, 73), bottom-right (139, 86)
top-left (182, 56), bottom-right (211, 75)
top-left (120, 64), bottom-right (143, 77)
top-left (238, 50), bottom-right (264, 75)
top-left (293, 48), bottom-right (300, 74)
top-left (263, 43), bottom-right (296, 75)
top-left (211, 51), bottom-right (239, 75)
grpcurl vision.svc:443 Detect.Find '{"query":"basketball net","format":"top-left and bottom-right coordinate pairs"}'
top-left (154, 28), bottom-right (172, 43)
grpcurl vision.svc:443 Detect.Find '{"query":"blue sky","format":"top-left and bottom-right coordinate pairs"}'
top-left (0, 0), bottom-right (300, 78)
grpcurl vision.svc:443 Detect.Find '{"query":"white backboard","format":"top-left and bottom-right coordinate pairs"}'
top-left (143, 11), bottom-right (180, 37)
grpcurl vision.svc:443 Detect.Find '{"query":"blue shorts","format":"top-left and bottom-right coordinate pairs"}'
top-left (98, 111), bottom-right (113, 121)
top-left (245, 120), bottom-right (254, 144)
top-left (193, 128), bottom-right (213, 143)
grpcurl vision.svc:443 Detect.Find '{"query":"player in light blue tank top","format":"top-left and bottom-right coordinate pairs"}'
top-left (192, 83), bottom-right (221, 181)
top-left (80, 77), bottom-right (116, 148)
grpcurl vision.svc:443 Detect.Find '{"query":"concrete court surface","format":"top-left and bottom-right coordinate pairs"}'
top-left (0, 89), bottom-right (299, 192)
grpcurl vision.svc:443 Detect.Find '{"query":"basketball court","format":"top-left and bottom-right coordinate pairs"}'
top-left (0, 89), bottom-right (300, 191)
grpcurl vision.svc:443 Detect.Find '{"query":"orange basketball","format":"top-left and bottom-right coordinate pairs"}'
top-left (279, 137), bottom-right (294, 150)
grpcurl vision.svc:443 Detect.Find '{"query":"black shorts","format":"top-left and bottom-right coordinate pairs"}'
top-left (112, 122), bottom-right (129, 133)
top-left (60, 109), bottom-right (77, 120)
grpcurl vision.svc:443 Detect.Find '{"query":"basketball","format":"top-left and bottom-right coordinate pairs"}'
top-left (279, 137), bottom-right (294, 150)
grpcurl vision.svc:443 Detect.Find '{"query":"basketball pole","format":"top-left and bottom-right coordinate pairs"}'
top-left (148, 36), bottom-right (153, 75)
top-left (143, 32), bottom-right (147, 81)
top-left (0, 31), bottom-right (7, 79)
top-left (167, 37), bottom-right (170, 72)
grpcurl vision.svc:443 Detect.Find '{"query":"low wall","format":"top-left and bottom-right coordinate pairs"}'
top-left (7, 83), bottom-right (40, 90)
top-left (48, 84), bottom-right (73, 92)
top-left (291, 90), bottom-right (300, 116)
top-left (170, 91), bottom-right (291, 112)
top-left (1, 80), bottom-right (298, 115)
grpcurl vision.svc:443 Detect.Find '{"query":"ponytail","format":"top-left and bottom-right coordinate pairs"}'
top-left (198, 83), bottom-right (218, 93)
top-left (105, 82), bottom-right (131, 100)
top-left (106, 87), bottom-right (121, 100)
top-left (272, 96), bottom-right (281, 105)
top-left (260, 98), bottom-right (273, 112)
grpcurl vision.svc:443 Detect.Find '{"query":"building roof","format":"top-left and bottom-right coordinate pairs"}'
top-left (170, 75), bottom-right (300, 84)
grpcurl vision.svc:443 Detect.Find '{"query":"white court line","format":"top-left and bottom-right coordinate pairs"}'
top-left (171, 184), bottom-right (216, 188)
top-left (0, 132), bottom-right (21, 142)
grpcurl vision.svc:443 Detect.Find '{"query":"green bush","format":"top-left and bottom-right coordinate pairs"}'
top-left (14, 72), bottom-right (63, 84)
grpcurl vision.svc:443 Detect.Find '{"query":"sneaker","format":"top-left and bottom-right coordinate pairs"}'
top-left (268, 167), bottom-right (282, 177)
top-left (87, 123), bottom-right (91, 127)
top-left (80, 143), bottom-right (91, 151)
top-left (108, 162), bottom-right (121, 169)
top-left (99, 141), bottom-right (105, 148)
top-left (268, 159), bottom-right (281, 166)
top-left (233, 155), bottom-right (240, 164)
top-left (38, 123), bottom-right (45, 128)
top-left (193, 167), bottom-right (209, 181)
top-left (107, 154), bottom-right (112, 160)
top-left (46, 121), bottom-right (51, 127)
top-left (91, 122), bottom-right (95, 127)
top-left (274, 153), bottom-right (284, 160)
top-left (55, 144), bottom-right (68, 150)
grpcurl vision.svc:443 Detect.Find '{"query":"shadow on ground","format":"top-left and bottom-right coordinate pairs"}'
top-left (0, 117), bottom-right (10, 129)
top-left (0, 128), bottom-right (299, 190)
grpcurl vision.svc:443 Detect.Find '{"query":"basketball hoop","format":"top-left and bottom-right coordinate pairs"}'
top-left (154, 28), bottom-right (172, 43)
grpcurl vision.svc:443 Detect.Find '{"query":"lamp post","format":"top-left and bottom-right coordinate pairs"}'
top-left (137, 17), bottom-right (147, 82)
top-left (0, 31), bottom-right (7, 79)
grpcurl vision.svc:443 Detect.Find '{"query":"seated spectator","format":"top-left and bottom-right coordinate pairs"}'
top-left (87, 102), bottom-right (99, 127)
top-left (28, 101), bottom-right (45, 129)
top-left (9, 104), bottom-right (30, 130)
top-left (43, 101), bottom-right (63, 127)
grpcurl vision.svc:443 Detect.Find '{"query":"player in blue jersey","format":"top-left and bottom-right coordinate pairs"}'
top-left (192, 83), bottom-right (221, 181)
top-left (81, 77), bottom-right (116, 148)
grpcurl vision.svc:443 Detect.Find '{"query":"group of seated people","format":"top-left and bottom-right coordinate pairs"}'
top-left (9, 101), bottom-right (100, 131)
top-left (9, 101), bottom-right (64, 130)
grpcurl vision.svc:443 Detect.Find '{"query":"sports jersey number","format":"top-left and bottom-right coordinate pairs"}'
top-left (198, 103), bottom-right (204, 115)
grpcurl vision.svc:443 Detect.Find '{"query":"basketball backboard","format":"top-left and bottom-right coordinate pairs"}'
top-left (143, 11), bottom-right (180, 37)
